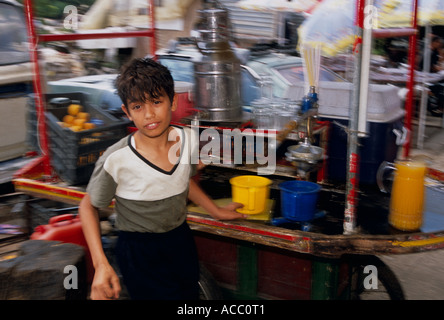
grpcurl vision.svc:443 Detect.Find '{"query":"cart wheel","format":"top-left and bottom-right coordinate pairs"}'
top-left (198, 264), bottom-right (224, 300)
top-left (349, 255), bottom-right (405, 300)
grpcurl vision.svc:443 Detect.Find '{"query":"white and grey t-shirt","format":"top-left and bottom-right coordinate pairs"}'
top-left (86, 126), bottom-right (197, 233)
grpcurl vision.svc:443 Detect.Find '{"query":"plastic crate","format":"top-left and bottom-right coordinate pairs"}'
top-left (45, 95), bottom-right (129, 185)
top-left (26, 92), bottom-right (90, 153)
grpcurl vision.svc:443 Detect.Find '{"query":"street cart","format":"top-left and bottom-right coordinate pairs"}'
top-left (11, 130), bottom-right (444, 300)
top-left (6, 0), bottom-right (444, 301)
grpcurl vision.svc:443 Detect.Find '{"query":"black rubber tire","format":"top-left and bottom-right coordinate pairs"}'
top-left (349, 254), bottom-right (405, 300)
top-left (198, 264), bottom-right (224, 300)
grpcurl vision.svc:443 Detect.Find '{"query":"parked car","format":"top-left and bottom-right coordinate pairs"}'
top-left (47, 74), bottom-right (124, 117)
top-left (48, 40), bottom-right (347, 113)
top-left (0, 0), bottom-right (33, 161)
top-left (155, 39), bottom-right (347, 107)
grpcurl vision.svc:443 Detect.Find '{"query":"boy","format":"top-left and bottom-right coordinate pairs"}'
top-left (79, 58), bottom-right (245, 300)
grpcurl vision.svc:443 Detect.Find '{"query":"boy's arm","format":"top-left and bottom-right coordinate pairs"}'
top-left (188, 178), bottom-right (246, 220)
top-left (79, 194), bottom-right (121, 299)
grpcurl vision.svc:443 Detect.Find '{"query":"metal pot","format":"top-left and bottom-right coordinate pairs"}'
top-left (193, 56), bottom-right (242, 122)
top-left (192, 4), bottom-right (242, 122)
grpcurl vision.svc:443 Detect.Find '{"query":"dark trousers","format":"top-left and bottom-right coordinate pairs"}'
top-left (115, 221), bottom-right (200, 300)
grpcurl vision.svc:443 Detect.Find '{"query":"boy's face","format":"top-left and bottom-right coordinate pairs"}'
top-left (122, 91), bottom-right (177, 139)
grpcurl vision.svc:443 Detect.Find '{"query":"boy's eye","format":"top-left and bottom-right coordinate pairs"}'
top-left (132, 104), bottom-right (141, 110)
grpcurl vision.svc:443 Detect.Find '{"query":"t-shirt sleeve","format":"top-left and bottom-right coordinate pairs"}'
top-left (189, 162), bottom-right (197, 178)
top-left (86, 154), bottom-right (117, 208)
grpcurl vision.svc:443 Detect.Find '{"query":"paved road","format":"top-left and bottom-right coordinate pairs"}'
top-left (379, 250), bottom-right (444, 300)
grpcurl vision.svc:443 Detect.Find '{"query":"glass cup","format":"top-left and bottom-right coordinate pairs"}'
top-left (252, 99), bottom-right (272, 129)
top-left (271, 100), bottom-right (294, 131)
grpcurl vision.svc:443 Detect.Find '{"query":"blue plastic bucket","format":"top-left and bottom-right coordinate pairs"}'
top-left (279, 180), bottom-right (321, 222)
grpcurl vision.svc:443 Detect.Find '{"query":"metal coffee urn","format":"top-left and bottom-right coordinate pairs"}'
top-left (193, 1), bottom-right (242, 122)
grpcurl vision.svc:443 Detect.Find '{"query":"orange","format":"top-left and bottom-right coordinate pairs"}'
top-left (68, 104), bottom-right (82, 116)
top-left (70, 125), bottom-right (83, 132)
top-left (73, 118), bottom-right (87, 127)
top-left (63, 115), bottom-right (75, 124)
top-left (76, 112), bottom-right (90, 121)
top-left (83, 122), bottom-right (96, 130)
top-left (58, 121), bottom-right (71, 128)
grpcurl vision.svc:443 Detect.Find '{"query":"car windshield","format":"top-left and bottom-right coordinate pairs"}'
top-left (0, 3), bottom-right (29, 65)
top-left (158, 57), bottom-right (195, 83)
top-left (277, 66), bottom-right (346, 83)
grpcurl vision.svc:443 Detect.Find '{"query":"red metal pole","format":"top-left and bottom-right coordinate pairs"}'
top-left (39, 30), bottom-right (155, 42)
top-left (343, 0), bottom-right (366, 234)
top-left (403, 0), bottom-right (418, 158)
top-left (24, 0), bottom-right (52, 178)
top-left (372, 28), bottom-right (416, 38)
top-left (306, 0), bottom-right (323, 14)
top-left (355, 0), bottom-right (365, 29)
top-left (22, 0), bottom-right (157, 180)
top-left (148, 0), bottom-right (157, 56)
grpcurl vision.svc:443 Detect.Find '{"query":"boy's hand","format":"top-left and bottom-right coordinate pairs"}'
top-left (90, 263), bottom-right (121, 300)
top-left (211, 202), bottom-right (247, 220)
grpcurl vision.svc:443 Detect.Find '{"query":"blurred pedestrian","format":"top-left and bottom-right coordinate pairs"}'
top-left (419, 35), bottom-right (443, 73)
top-left (437, 47), bottom-right (444, 72)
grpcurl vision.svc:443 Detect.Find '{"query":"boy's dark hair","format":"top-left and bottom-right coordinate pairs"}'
top-left (116, 58), bottom-right (175, 109)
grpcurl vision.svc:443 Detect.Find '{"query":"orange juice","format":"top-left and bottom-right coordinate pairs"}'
top-left (388, 160), bottom-right (427, 231)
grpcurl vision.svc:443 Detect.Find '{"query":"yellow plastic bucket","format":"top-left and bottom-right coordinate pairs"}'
top-left (230, 175), bottom-right (272, 214)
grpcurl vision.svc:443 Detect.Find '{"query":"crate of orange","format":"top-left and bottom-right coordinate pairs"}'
top-left (44, 92), bottom-right (130, 185)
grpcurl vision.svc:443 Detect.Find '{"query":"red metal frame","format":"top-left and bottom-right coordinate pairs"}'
top-left (403, 0), bottom-right (419, 158)
top-left (24, 0), bottom-right (51, 177)
top-left (370, 0), bottom-right (419, 159)
top-left (344, 0), bottom-right (418, 233)
top-left (23, 0), bottom-right (157, 179)
top-left (360, 1), bottom-right (419, 159)
top-left (15, 0), bottom-right (444, 258)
